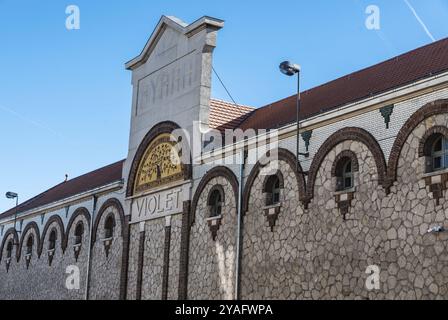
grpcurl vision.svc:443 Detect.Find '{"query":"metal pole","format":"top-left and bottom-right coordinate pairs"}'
top-left (85, 195), bottom-right (97, 300)
top-left (234, 149), bottom-right (245, 300)
top-left (14, 197), bottom-right (19, 245)
top-left (296, 70), bottom-right (301, 172)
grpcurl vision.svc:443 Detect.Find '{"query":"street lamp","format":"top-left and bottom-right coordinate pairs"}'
top-left (5, 192), bottom-right (20, 236)
top-left (279, 61), bottom-right (309, 173)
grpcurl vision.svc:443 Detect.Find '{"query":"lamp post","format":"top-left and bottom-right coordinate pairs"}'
top-left (279, 61), bottom-right (309, 173)
top-left (5, 192), bottom-right (19, 240)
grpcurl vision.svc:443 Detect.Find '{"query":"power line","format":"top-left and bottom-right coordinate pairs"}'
top-left (212, 67), bottom-right (239, 107)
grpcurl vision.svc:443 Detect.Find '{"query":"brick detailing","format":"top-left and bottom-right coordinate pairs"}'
top-left (191, 167), bottom-right (239, 226)
top-left (63, 207), bottom-right (91, 253)
top-left (92, 199), bottom-right (125, 244)
top-left (334, 192), bottom-right (355, 220)
top-left (387, 99), bottom-right (448, 187)
top-left (178, 201), bottom-right (191, 300)
top-left (207, 217), bottom-right (222, 241)
top-left (38, 215), bottom-right (65, 258)
top-left (242, 148), bottom-right (306, 213)
top-left (424, 173), bottom-right (448, 206)
top-left (262, 170), bottom-right (285, 192)
top-left (263, 206), bottom-right (281, 232)
top-left (306, 127), bottom-right (387, 206)
top-left (331, 150), bottom-right (359, 177)
top-left (16, 222), bottom-right (40, 263)
top-left (161, 225), bottom-right (172, 300)
top-left (126, 121), bottom-right (192, 197)
top-left (418, 126), bottom-right (448, 158)
top-left (136, 230), bottom-right (145, 301)
top-left (0, 228), bottom-right (19, 262)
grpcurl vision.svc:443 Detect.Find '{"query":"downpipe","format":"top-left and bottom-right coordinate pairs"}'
top-left (234, 149), bottom-right (246, 300)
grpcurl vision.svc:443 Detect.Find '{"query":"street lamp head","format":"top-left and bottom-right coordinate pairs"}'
top-left (279, 61), bottom-right (300, 76)
top-left (6, 192), bottom-right (18, 199)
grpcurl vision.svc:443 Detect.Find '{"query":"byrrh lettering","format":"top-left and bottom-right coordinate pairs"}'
top-left (138, 53), bottom-right (197, 110)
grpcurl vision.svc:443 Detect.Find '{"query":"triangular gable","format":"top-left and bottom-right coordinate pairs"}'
top-left (125, 15), bottom-right (224, 70)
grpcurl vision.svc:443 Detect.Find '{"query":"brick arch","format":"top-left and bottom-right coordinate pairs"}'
top-left (91, 197), bottom-right (129, 300)
top-left (242, 148), bottom-right (306, 213)
top-left (262, 170), bottom-right (285, 192)
top-left (63, 207), bottom-right (91, 252)
top-left (206, 185), bottom-right (226, 218)
top-left (38, 215), bottom-right (65, 257)
top-left (126, 121), bottom-right (192, 197)
top-left (388, 99), bottom-right (448, 186)
top-left (418, 126), bottom-right (448, 158)
top-left (331, 150), bottom-right (360, 177)
top-left (92, 198), bottom-right (126, 244)
top-left (0, 228), bottom-right (19, 262)
top-left (305, 127), bottom-right (387, 206)
top-left (17, 221), bottom-right (41, 262)
top-left (191, 166), bottom-right (239, 226)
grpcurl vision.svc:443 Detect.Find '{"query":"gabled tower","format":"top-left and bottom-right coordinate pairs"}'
top-left (123, 15), bottom-right (224, 198)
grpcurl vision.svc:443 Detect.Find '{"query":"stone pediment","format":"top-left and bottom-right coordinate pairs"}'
top-left (125, 15), bottom-right (224, 71)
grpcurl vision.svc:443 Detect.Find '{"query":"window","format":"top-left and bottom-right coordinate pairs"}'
top-left (48, 230), bottom-right (57, 251)
top-left (265, 175), bottom-right (281, 206)
top-left (75, 222), bottom-right (84, 245)
top-left (208, 189), bottom-right (223, 218)
top-left (104, 216), bottom-right (115, 239)
top-left (336, 158), bottom-right (354, 191)
top-left (430, 135), bottom-right (448, 172)
top-left (26, 236), bottom-right (34, 255)
top-left (6, 241), bottom-right (13, 259)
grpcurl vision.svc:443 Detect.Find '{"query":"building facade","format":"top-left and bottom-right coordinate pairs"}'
top-left (1, 15), bottom-right (448, 300)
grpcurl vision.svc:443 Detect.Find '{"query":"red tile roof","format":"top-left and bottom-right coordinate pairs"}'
top-left (209, 99), bottom-right (255, 132)
top-left (0, 160), bottom-right (124, 219)
top-left (2, 38), bottom-right (447, 220)
top-left (239, 37), bottom-right (448, 130)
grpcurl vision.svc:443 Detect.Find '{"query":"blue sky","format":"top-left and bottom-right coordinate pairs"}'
top-left (1, 0), bottom-right (448, 213)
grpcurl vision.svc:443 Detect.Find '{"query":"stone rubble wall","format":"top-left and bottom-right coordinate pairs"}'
top-left (188, 176), bottom-right (237, 300)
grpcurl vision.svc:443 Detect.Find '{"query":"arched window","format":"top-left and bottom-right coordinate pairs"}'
top-left (426, 134), bottom-right (448, 172)
top-left (208, 189), bottom-right (223, 218)
top-left (48, 229), bottom-right (57, 251)
top-left (26, 236), bottom-right (34, 255)
top-left (335, 157), bottom-right (354, 191)
top-left (6, 241), bottom-right (13, 259)
top-left (104, 215), bottom-right (115, 239)
top-left (264, 175), bottom-right (281, 206)
top-left (74, 222), bottom-right (84, 245)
